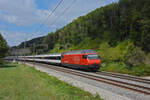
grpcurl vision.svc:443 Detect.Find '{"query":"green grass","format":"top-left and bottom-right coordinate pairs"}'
top-left (100, 62), bottom-right (150, 76)
top-left (0, 63), bottom-right (103, 100)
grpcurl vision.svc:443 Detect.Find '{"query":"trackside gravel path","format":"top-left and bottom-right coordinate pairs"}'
top-left (25, 62), bottom-right (150, 100)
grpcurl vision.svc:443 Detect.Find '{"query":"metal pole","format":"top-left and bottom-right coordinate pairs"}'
top-left (23, 39), bottom-right (26, 66)
top-left (33, 43), bottom-right (35, 67)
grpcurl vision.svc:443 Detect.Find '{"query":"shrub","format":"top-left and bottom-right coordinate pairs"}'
top-left (123, 43), bottom-right (146, 67)
top-left (98, 41), bottom-right (130, 63)
top-left (0, 59), bottom-right (4, 66)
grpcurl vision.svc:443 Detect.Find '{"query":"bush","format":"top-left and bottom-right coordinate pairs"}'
top-left (98, 41), bottom-right (130, 63)
top-left (144, 53), bottom-right (150, 65)
top-left (100, 62), bottom-right (150, 76)
top-left (0, 59), bottom-right (4, 66)
top-left (123, 43), bottom-right (146, 67)
top-left (130, 64), bottom-right (150, 76)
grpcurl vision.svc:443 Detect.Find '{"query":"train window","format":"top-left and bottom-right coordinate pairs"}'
top-left (45, 57), bottom-right (53, 59)
top-left (36, 57), bottom-right (42, 59)
top-left (45, 56), bottom-right (61, 60)
top-left (56, 57), bottom-right (61, 60)
top-left (87, 55), bottom-right (99, 59)
top-left (82, 55), bottom-right (87, 59)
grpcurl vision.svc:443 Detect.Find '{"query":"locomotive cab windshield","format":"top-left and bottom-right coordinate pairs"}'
top-left (87, 54), bottom-right (99, 59)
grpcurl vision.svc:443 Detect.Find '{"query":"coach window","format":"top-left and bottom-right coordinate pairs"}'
top-left (57, 56), bottom-right (61, 60)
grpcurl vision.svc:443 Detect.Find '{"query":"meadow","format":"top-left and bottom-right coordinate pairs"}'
top-left (0, 63), bottom-right (102, 100)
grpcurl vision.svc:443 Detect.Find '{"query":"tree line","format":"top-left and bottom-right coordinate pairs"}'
top-left (14, 0), bottom-right (150, 55)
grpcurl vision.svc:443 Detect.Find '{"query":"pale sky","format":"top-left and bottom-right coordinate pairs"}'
top-left (0, 0), bottom-right (118, 46)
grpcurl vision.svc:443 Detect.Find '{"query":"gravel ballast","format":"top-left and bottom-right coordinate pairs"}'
top-left (24, 62), bottom-right (150, 100)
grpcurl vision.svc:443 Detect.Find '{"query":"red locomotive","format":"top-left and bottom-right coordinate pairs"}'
top-left (61, 50), bottom-right (101, 71)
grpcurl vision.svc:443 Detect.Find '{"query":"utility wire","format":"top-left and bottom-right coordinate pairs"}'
top-left (44, 0), bottom-right (77, 33)
top-left (29, 0), bottom-right (64, 39)
top-left (23, 0), bottom-right (65, 56)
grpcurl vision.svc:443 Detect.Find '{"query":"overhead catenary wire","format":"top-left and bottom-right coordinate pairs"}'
top-left (22, 0), bottom-right (65, 56)
top-left (43, 0), bottom-right (76, 52)
top-left (29, 0), bottom-right (64, 40)
top-left (44, 0), bottom-right (77, 33)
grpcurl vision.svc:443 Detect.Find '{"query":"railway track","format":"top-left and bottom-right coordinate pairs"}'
top-left (96, 71), bottom-right (150, 84)
top-left (28, 62), bottom-right (150, 95)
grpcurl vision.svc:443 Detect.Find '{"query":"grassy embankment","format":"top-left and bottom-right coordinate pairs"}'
top-left (50, 39), bottom-right (150, 77)
top-left (98, 41), bottom-right (150, 76)
top-left (0, 63), bottom-right (102, 100)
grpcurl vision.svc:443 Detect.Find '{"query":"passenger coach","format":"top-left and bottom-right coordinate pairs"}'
top-left (17, 54), bottom-right (61, 65)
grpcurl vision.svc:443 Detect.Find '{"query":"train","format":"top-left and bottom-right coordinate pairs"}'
top-left (4, 50), bottom-right (101, 71)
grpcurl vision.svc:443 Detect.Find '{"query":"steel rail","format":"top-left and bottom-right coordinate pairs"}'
top-left (96, 71), bottom-right (150, 84)
top-left (31, 62), bottom-right (150, 95)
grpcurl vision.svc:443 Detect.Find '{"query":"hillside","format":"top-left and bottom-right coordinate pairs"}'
top-left (13, 0), bottom-right (150, 76)
top-left (11, 36), bottom-right (45, 55)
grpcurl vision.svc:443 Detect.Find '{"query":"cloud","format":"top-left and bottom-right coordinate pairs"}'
top-left (0, 0), bottom-right (119, 46)
top-left (45, 0), bottom-right (118, 32)
top-left (0, 0), bottom-right (117, 27)
top-left (0, 30), bottom-right (45, 46)
top-left (0, 0), bottom-right (52, 26)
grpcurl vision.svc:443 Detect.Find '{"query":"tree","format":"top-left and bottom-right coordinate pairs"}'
top-left (0, 33), bottom-right (9, 59)
top-left (123, 43), bottom-right (146, 67)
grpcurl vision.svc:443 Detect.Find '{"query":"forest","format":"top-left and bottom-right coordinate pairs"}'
top-left (13, 0), bottom-right (150, 76)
